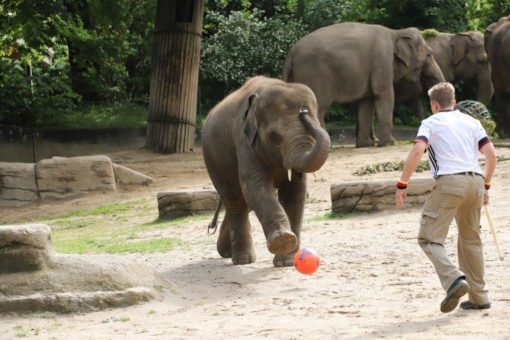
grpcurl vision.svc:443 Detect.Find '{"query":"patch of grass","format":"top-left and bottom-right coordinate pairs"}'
top-left (55, 237), bottom-right (184, 254)
top-left (19, 199), bottom-right (213, 255)
top-left (46, 101), bottom-right (148, 129)
top-left (307, 211), bottom-right (352, 222)
top-left (50, 200), bottom-right (141, 220)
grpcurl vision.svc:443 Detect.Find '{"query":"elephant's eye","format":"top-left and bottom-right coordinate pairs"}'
top-left (269, 131), bottom-right (283, 145)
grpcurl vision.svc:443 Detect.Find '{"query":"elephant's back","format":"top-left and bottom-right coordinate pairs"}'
top-left (201, 90), bottom-right (245, 200)
top-left (488, 19), bottom-right (510, 90)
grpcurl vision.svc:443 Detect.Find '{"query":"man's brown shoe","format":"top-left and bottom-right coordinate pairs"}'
top-left (440, 277), bottom-right (469, 313)
top-left (460, 301), bottom-right (491, 310)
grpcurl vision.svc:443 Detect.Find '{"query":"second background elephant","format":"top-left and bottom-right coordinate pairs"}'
top-left (395, 30), bottom-right (493, 119)
top-left (283, 22), bottom-right (445, 147)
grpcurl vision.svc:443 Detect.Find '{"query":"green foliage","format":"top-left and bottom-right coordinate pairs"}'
top-left (466, 0), bottom-right (510, 30)
top-left (364, 0), bottom-right (468, 32)
top-left (421, 28), bottom-right (440, 38)
top-left (0, 0), bottom-right (154, 127)
top-left (200, 9), bottom-right (306, 90)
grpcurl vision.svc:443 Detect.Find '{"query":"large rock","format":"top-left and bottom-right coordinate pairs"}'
top-left (0, 156), bottom-right (154, 207)
top-left (36, 155), bottom-right (117, 200)
top-left (113, 163), bottom-right (154, 186)
top-left (331, 177), bottom-right (434, 213)
top-left (0, 224), bottom-right (167, 314)
top-left (0, 224), bottom-right (52, 273)
top-left (0, 162), bottom-right (39, 207)
top-left (158, 189), bottom-right (220, 220)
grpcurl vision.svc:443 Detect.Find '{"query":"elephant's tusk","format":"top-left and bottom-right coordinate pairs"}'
top-left (312, 172), bottom-right (316, 178)
top-left (288, 169), bottom-right (292, 182)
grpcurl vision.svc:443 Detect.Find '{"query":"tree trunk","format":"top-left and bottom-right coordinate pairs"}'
top-left (146, 0), bottom-right (204, 153)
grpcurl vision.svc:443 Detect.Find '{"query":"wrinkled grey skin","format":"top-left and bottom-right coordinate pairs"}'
top-left (485, 16), bottom-right (510, 136)
top-left (395, 31), bottom-right (494, 119)
top-left (283, 22), bottom-right (444, 147)
top-left (202, 76), bottom-right (331, 267)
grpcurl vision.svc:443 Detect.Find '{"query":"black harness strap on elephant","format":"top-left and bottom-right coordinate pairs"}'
top-left (207, 200), bottom-right (223, 235)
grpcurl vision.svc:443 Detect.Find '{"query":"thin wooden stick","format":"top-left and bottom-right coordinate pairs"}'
top-left (484, 205), bottom-right (504, 261)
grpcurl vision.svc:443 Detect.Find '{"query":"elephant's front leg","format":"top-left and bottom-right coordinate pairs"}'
top-left (218, 199), bottom-right (256, 265)
top-left (356, 98), bottom-right (377, 147)
top-left (274, 171), bottom-right (306, 267)
top-left (241, 169), bottom-right (297, 258)
top-left (374, 88), bottom-right (397, 146)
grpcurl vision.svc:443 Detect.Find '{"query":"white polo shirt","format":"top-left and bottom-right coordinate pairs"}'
top-left (415, 109), bottom-right (490, 178)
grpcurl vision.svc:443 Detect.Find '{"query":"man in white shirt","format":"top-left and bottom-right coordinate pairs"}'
top-left (395, 82), bottom-right (497, 313)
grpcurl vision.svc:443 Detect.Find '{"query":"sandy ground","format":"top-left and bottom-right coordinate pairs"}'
top-left (1, 144), bottom-right (509, 339)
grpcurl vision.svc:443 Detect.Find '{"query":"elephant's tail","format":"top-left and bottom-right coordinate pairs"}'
top-left (282, 55), bottom-right (294, 82)
top-left (207, 200), bottom-right (223, 235)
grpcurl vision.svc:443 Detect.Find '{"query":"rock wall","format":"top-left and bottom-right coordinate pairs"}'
top-left (0, 162), bottom-right (39, 207)
top-left (331, 177), bottom-right (434, 213)
top-left (0, 155), bottom-right (153, 207)
top-left (0, 224), bottom-right (166, 314)
top-left (158, 189), bottom-right (220, 220)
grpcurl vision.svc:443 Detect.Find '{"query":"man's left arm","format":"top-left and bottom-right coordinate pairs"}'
top-left (395, 141), bottom-right (427, 209)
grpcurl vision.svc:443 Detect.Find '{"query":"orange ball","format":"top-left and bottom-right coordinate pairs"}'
top-left (293, 248), bottom-right (320, 275)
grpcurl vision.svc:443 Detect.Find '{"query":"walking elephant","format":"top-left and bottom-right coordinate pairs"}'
top-left (202, 76), bottom-right (330, 267)
top-left (395, 31), bottom-right (494, 119)
top-left (283, 22), bottom-right (444, 147)
top-left (485, 15), bottom-right (510, 136)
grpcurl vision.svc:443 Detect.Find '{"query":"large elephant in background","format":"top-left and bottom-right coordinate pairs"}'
top-left (485, 16), bottom-right (510, 136)
top-left (395, 31), bottom-right (494, 118)
top-left (202, 76), bottom-right (330, 267)
top-left (283, 22), bottom-right (444, 147)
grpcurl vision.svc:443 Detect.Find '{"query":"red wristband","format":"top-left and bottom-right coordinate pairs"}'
top-left (484, 182), bottom-right (490, 190)
top-left (396, 181), bottom-right (408, 190)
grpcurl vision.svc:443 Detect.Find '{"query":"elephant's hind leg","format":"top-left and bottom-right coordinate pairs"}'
top-left (217, 217), bottom-right (232, 258)
top-left (222, 200), bottom-right (256, 265)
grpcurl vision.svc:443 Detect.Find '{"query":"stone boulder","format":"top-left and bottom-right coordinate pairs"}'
top-left (0, 162), bottom-right (39, 207)
top-left (0, 224), bottom-right (167, 314)
top-left (0, 224), bottom-right (52, 273)
top-left (158, 189), bottom-right (220, 220)
top-left (0, 155), bottom-right (153, 207)
top-left (36, 155), bottom-right (117, 200)
top-left (331, 177), bottom-right (434, 213)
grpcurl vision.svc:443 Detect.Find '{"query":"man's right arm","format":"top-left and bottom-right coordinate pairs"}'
top-left (480, 142), bottom-right (497, 184)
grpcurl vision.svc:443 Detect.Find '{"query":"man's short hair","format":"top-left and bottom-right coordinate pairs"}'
top-left (427, 82), bottom-right (456, 107)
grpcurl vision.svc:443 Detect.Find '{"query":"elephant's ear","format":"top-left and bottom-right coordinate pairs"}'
top-left (395, 36), bottom-right (413, 66)
top-left (242, 93), bottom-right (259, 146)
top-left (484, 23), bottom-right (496, 49)
top-left (451, 34), bottom-right (470, 65)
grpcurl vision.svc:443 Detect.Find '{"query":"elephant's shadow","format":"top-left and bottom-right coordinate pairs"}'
top-left (159, 257), bottom-right (301, 303)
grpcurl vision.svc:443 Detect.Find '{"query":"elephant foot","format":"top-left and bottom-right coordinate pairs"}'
top-left (267, 230), bottom-right (297, 255)
top-left (355, 139), bottom-right (377, 148)
top-left (232, 251), bottom-right (256, 265)
top-left (377, 136), bottom-right (397, 147)
top-left (217, 243), bottom-right (232, 258)
top-left (217, 236), bottom-right (232, 259)
top-left (273, 253), bottom-right (294, 267)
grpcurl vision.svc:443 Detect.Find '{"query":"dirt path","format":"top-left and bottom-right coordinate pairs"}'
top-left (1, 145), bottom-right (509, 339)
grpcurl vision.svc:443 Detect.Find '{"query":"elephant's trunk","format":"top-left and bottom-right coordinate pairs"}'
top-left (476, 70), bottom-right (494, 105)
top-left (422, 58), bottom-right (445, 91)
top-left (285, 112), bottom-right (331, 173)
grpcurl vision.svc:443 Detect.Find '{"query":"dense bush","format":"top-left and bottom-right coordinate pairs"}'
top-left (199, 9), bottom-right (306, 114)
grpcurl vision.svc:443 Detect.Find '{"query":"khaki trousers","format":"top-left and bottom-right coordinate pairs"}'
top-left (418, 173), bottom-right (489, 305)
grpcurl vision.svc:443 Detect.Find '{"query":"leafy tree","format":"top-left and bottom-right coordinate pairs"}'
top-left (365, 0), bottom-right (468, 32)
top-left (199, 9), bottom-right (306, 113)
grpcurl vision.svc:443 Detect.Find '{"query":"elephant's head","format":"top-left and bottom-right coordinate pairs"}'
top-left (393, 28), bottom-right (445, 90)
top-left (450, 32), bottom-right (493, 104)
top-left (241, 81), bottom-right (330, 174)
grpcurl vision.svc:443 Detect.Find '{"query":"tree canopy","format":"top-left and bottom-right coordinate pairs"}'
top-left (1, 0), bottom-right (508, 127)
